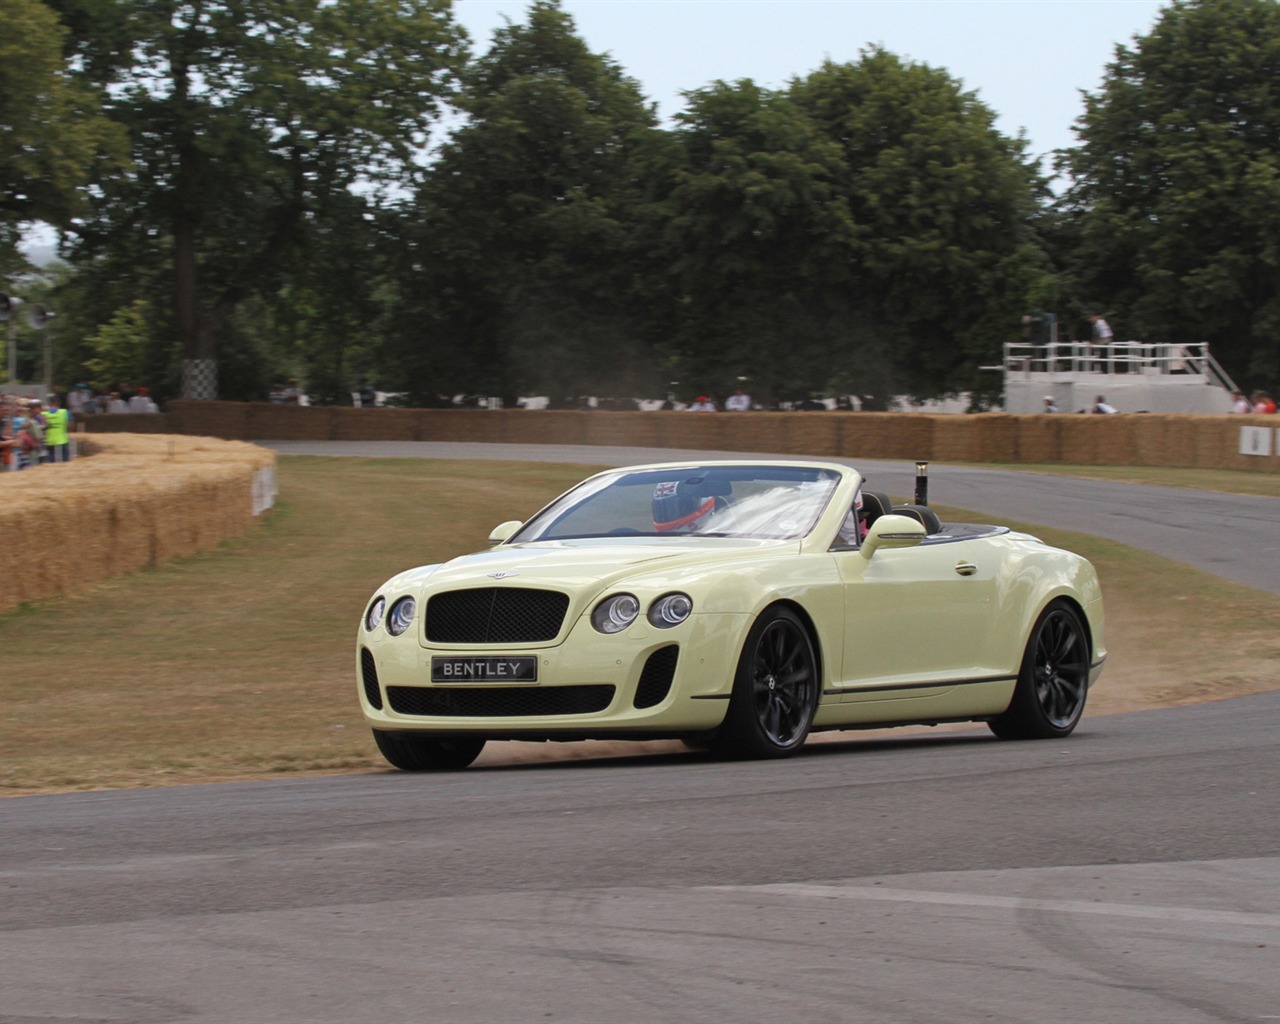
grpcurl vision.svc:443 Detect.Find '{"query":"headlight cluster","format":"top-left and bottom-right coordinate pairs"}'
top-left (364, 595), bottom-right (416, 637)
top-left (591, 592), bottom-right (693, 634)
top-left (364, 597), bottom-right (386, 633)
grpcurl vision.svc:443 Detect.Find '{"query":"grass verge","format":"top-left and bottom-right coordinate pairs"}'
top-left (2, 456), bottom-right (1277, 795)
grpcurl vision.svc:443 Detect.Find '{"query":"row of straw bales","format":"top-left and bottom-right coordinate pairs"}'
top-left (0, 434), bottom-right (276, 612)
top-left (83, 402), bottom-right (1280, 474)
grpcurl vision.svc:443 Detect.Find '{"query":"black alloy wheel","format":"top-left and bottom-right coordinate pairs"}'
top-left (989, 600), bottom-right (1090, 740)
top-left (714, 606), bottom-right (819, 759)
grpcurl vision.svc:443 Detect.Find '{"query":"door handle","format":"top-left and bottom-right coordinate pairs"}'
top-left (954, 562), bottom-right (978, 576)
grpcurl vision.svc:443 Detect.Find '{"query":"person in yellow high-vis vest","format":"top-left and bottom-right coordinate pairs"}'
top-left (42, 394), bottom-right (72, 463)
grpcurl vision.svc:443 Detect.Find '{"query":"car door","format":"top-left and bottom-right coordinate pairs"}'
top-left (833, 535), bottom-right (1000, 698)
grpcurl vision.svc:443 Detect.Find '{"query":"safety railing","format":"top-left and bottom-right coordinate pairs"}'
top-left (1003, 341), bottom-right (1240, 393)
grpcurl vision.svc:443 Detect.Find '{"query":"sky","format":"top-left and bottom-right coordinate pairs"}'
top-left (453, 0), bottom-right (1168, 173)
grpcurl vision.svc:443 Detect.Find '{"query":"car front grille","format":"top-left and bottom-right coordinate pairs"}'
top-left (387, 684), bottom-right (615, 718)
top-left (360, 647), bottom-right (383, 710)
top-left (425, 588), bottom-right (571, 644)
top-left (634, 646), bottom-right (679, 709)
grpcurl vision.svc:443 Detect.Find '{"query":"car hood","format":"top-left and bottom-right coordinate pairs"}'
top-left (421, 536), bottom-right (793, 591)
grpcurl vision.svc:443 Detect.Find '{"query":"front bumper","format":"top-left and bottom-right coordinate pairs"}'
top-left (358, 612), bottom-right (748, 738)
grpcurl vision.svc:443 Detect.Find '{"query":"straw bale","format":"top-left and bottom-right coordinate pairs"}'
top-left (332, 406), bottom-right (419, 441)
top-left (0, 434), bottom-right (275, 613)
top-left (927, 415), bottom-right (971, 463)
top-left (523, 411), bottom-right (592, 445)
top-left (783, 414), bottom-right (840, 458)
top-left (415, 409), bottom-right (508, 442)
top-left (77, 412), bottom-right (169, 434)
top-left (1200, 415), bottom-right (1263, 471)
top-left (836, 414), bottom-right (933, 460)
top-left (1008, 415), bottom-right (1064, 464)
top-left (576, 412), bottom-right (647, 448)
top-left (167, 400), bottom-right (249, 439)
top-left (975, 415), bottom-right (1021, 463)
top-left (678, 411), bottom-right (734, 452)
top-left (82, 401), bottom-right (1280, 474)
top-left (244, 402), bottom-right (333, 440)
top-left (506, 410), bottom-right (562, 444)
top-left (836, 414), bottom-right (890, 458)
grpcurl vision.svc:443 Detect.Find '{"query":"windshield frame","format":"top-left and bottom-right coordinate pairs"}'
top-left (507, 463), bottom-right (847, 544)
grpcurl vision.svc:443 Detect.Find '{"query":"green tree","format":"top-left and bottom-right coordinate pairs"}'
top-left (1060, 0), bottom-right (1280, 387)
top-left (392, 0), bottom-right (662, 404)
top-left (653, 51), bottom-right (1046, 406)
top-left (790, 50), bottom-right (1047, 402)
top-left (83, 299), bottom-right (165, 390)
top-left (60, 0), bottom-right (467, 399)
top-left (652, 79), bottom-right (855, 406)
top-left (0, 0), bottom-right (124, 267)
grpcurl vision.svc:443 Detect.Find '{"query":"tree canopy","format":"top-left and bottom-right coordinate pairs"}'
top-left (388, 0), bottom-right (662, 405)
top-left (58, 0), bottom-right (468, 398)
top-left (0, 0), bottom-right (124, 266)
top-left (1061, 0), bottom-right (1280, 384)
top-left (5, 0), bottom-right (1280, 402)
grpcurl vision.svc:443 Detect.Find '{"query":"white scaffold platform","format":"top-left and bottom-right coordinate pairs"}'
top-left (999, 340), bottom-right (1239, 414)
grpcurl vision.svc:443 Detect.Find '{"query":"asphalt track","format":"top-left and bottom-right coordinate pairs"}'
top-left (1, 441), bottom-right (1277, 1024)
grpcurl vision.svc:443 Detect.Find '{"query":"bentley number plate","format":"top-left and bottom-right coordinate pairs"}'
top-left (431, 656), bottom-right (538, 683)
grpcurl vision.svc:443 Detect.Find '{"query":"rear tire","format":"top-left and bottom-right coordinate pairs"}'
top-left (989, 600), bottom-right (1090, 740)
top-left (373, 730), bottom-right (486, 771)
top-left (712, 606), bottom-right (818, 759)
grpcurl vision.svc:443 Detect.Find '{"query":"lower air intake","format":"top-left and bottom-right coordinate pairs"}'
top-left (634, 646), bottom-right (679, 709)
top-left (387, 685), bottom-right (614, 718)
top-left (360, 648), bottom-right (383, 710)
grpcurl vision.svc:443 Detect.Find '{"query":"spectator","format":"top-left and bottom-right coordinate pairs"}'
top-left (689, 395), bottom-right (717, 412)
top-left (1090, 315), bottom-right (1113, 370)
top-left (127, 386), bottom-right (158, 413)
top-left (14, 400), bottom-right (45, 466)
top-left (1, 395), bottom-right (19, 467)
top-left (67, 383), bottom-right (90, 416)
top-left (1231, 390), bottom-right (1252, 414)
top-left (724, 385), bottom-right (751, 412)
top-left (1092, 395), bottom-right (1118, 414)
top-left (106, 390), bottom-right (129, 413)
top-left (1042, 395), bottom-right (1059, 413)
top-left (42, 393), bottom-right (72, 462)
top-left (1253, 391), bottom-right (1277, 414)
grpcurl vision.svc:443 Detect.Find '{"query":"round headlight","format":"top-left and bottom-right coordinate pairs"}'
top-left (591, 593), bottom-right (640, 634)
top-left (387, 596), bottom-right (416, 637)
top-left (648, 592), bottom-right (693, 628)
top-left (364, 596), bottom-right (386, 633)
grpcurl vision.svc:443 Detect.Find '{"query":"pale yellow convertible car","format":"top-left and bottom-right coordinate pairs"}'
top-left (357, 460), bottom-right (1105, 770)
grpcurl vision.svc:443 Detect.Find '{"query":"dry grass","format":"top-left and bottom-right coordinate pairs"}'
top-left (2, 457), bottom-right (1277, 796)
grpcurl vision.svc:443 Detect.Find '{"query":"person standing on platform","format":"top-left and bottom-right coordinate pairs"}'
top-left (1090, 315), bottom-right (1113, 371)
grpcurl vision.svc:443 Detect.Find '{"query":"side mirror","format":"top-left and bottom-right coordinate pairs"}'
top-left (860, 514), bottom-right (927, 560)
top-left (488, 520), bottom-right (523, 545)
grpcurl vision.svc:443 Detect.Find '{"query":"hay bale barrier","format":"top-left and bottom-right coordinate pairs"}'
top-left (0, 434), bottom-right (276, 612)
top-left (81, 401), bottom-right (1280, 474)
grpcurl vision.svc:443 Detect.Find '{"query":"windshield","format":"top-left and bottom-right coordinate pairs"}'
top-left (510, 465), bottom-right (842, 542)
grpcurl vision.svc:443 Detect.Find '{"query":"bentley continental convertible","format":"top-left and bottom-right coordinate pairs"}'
top-left (357, 460), bottom-right (1105, 769)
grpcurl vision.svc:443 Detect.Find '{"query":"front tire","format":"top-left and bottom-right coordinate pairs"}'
top-left (713, 606), bottom-right (819, 759)
top-left (989, 600), bottom-right (1090, 740)
top-left (373, 730), bottom-right (486, 771)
